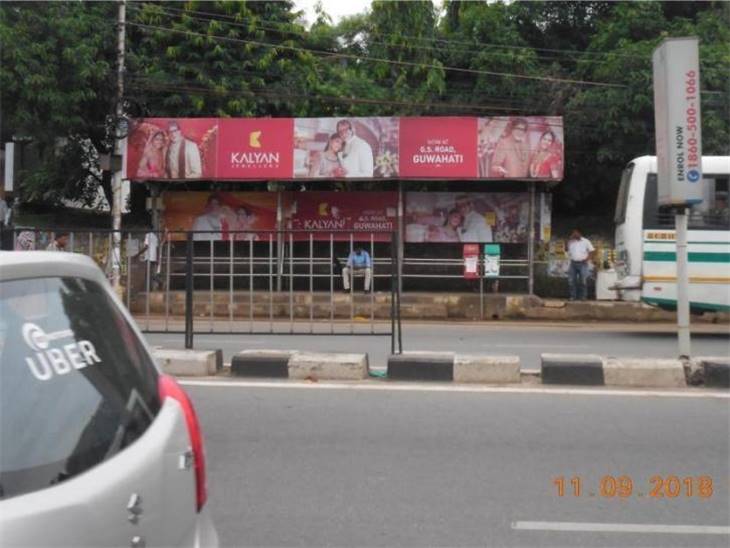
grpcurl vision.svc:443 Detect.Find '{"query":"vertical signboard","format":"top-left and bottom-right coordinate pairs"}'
top-left (484, 244), bottom-right (501, 278)
top-left (652, 37), bottom-right (703, 207)
top-left (463, 244), bottom-right (480, 279)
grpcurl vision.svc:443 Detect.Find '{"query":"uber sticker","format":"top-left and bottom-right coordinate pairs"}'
top-left (23, 323), bottom-right (102, 381)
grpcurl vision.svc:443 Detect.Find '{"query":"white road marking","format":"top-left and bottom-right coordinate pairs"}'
top-left (486, 343), bottom-right (590, 349)
top-left (179, 379), bottom-right (730, 399)
top-left (511, 521), bottom-right (730, 535)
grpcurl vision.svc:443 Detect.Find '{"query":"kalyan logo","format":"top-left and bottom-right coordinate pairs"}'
top-left (230, 130), bottom-right (280, 168)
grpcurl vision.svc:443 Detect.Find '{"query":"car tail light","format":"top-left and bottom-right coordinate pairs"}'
top-left (158, 375), bottom-right (207, 511)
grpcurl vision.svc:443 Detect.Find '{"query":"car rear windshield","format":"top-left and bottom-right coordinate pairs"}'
top-left (0, 276), bottom-right (161, 500)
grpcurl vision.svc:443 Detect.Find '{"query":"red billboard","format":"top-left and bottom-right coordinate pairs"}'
top-left (286, 192), bottom-right (397, 241)
top-left (126, 118), bottom-right (218, 180)
top-left (126, 116), bottom-right (564, 182)
top-left (399, 117), bottom-right (478, 178)
top-left (217, 118), bottom-right (293, 179)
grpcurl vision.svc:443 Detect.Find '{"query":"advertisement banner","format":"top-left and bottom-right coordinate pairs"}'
top-left (478, 116), bottom-right (564, 180)
top-left (162, 191), bottom-right (279, 241)
top-left (399, 117), bottom-right (478, 178)
top-left (463, 244), bottom-right (480, 279)
top-left (286, 191), bottom-right (397, 241)
top-left (405, 192), bottom-right (531, 243)
top-left (126, 118), bottom-right (218, 180)
top-left (293, 117), bottom-right (399, 179)
top-left (484, 244), bottom-right (501, 277)
top-left (217, 118), bottom-right (293, 179)
top-left (126, 116), bottom-right (563, 182)
top-left (652, 37), bottom-right (703, 206)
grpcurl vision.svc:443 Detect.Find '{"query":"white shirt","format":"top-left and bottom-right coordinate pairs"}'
top-left (192, 213), bottom-right (222, 240)
top-left (567, 237), bottom-right (595, 262)
top-left (142, 232), bottom-right (159, 262)
top-left (340, 135), bottom-right (374, 178)
top-left (460, 210), bottom-right (493, 243)
top-left (167, 138), bottom-right (202, 179)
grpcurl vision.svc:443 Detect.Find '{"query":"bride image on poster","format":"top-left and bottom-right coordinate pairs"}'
top-left (477, 117), bottom-right (564, 180)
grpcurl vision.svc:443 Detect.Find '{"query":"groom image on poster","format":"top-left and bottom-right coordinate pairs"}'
top-left (166, 120), bottom-right (203, 179)
top-left (336, 119), bottom-right (374, 178)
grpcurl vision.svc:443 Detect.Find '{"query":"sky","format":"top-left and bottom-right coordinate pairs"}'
top-left (293, 0), bottom-right (374, 25)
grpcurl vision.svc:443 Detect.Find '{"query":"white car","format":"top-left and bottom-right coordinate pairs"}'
top-left (0, 252), bottom-right (218, 547)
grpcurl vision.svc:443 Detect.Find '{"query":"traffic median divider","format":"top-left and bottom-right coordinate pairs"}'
top-left (541, 354), bottom-right (604, 385)
top-left (603, 357), bottom-right (686, 388)
top-left (152, 348), bottom-right (220, 377)
top-left (695, 356), bottom-right (730, 388)
top-left (288, 352), bottom-right (369, 381)
top-left (454, 354), bottom-right (520, 383)
top-left (231, 350), bottom-right (295, 378)
top-left (387, 352), bottom-right (455, 381)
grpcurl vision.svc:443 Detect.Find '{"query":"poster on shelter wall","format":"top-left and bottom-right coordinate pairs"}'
top-left (293, 118), bottom-right (399, 179)
top-left (405, 192), bottom-right (531, 243)
top-left (285, 191), bottom-right (398, 242)
top-left (126, 118), bottom-right (218, 180)
top-left (216, 118), bottom-right (293, 179)
top-left (477, 116), bottom-right (564, 180)
top-left (399, 117), bottom-right (478, 178)
top-left (162, 191), bottom-right (279, 241)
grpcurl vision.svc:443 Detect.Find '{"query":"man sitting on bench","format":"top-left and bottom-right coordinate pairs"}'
top-left (342, 246), bottom-right (372, 293)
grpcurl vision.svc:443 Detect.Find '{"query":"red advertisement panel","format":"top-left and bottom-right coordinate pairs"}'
top-left (399, 117), bottom-right (478, 178)
top-left (162, 191), bottom-right (279, 241)
top-left (126, 118), bottom-right (218, 180)
top-left (286, 192), bottom-right (398, 241)
top-left (217, 118), bottom-right (293, 179)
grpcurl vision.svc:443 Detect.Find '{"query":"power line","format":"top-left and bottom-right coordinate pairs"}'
top-left (129, 2), bottom-right (649, 61)
top-left (127, 3), bottom-right (635, 67)
top-left (125, 21), bottom-right (628, 89)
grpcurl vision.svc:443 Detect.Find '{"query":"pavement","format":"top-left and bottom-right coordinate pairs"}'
top-left (186, 380), bottom-right (730, 547)
top-left (144, 320), bottom-right (730, 370)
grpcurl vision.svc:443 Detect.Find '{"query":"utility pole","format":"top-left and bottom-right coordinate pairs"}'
top-left (111, 0), bottom-right (126, 292)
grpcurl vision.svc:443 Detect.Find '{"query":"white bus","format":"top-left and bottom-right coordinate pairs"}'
top-left (613, 156), bottom-right (730, 312)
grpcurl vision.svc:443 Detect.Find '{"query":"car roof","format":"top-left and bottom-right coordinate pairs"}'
top-left (0, 251), bottom-right (109, 286)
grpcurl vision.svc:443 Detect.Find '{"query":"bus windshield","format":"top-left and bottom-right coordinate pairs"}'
top-left (614, 163), bottom-right (634, 225)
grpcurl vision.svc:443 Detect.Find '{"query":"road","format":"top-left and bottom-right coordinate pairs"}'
top-left (185, 380), bottom-right (730, 547)
top-left (145, 321), bottom-right (730, 369)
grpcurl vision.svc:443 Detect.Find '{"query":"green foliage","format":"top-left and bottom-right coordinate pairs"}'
top-left (1, 0), bottom-right (728, 221)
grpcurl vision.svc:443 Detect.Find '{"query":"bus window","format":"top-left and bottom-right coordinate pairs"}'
top-left (614, 163), bottom-right (634, 225)
top-left (644, 174), bottom-right (730, 230)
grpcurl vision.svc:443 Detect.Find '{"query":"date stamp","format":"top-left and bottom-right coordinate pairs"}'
top-left (553, 475), bottom-right (713, 498)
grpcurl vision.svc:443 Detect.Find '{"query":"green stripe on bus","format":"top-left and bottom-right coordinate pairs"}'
top-left (642, 296), bottom-right (730, 313)
top-left (644, 251), bottom-right (730, 262)
top-left (643, 241), bottom-right (730, 245)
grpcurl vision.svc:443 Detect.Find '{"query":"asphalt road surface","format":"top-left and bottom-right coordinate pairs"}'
top-left (186, 380), bottom-right (730, 547)
top-left (145, 321), bottom-right (730, 369)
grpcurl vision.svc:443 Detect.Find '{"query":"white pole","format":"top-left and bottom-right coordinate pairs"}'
top-left (111, 0), bottom-right (126, 291)
top-left (675, 209), bottom-right (691, 357)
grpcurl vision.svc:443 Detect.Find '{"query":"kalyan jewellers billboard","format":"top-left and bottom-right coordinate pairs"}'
top-left (125, 116), bottom-right (563, 182)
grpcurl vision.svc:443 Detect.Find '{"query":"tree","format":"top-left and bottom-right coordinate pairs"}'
top-left (0, 1), bottom-right (117, 206)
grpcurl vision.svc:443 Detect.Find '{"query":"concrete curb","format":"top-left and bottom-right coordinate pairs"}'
top-left (152, 348), bottom-right (219, 377)
top-left (454, 354), bottom-right (520, 384)
top-left (387, 352), bottom-right (455, 381)
top-left (695, 356), bottom-right (730, 388)
top-left (387, 352), bottom-right (521, 383)
top-left (230, 350), bottom-right (368, 380)
top-left (231, 350), bottom-right (295, 377)
top-left (603, 357), bottom-right (686, 388)
top-left (289, 352), bottom-right (369, 381)
top-left (541, 354), bottom-right (604, 385)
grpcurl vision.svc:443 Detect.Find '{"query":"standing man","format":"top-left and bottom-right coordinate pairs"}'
top-left (192, 194), bottom-right (223, 240)
top-left (166, 120), bottom-right (202, 179)
top-left (567, 229), bottom-right (595, 301)
top-left (490, 118), bottom-right (530, 178)
top-left (0, 193), bottom-right (8, 230)
top-left (46, 232), bottom-right (69, 251)
top-left (336, 119), bottom-right (374, 178)
top-left (138, 227), bottom-right (160, 290)
top-left (456, 195), bottom-right (493, 242)
top-left (342, 246), bottom-right (372, 293)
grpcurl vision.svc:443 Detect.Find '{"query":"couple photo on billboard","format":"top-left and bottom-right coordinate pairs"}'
top-left (127, 118), bottom-right (218, 180)
top-left (294, 117), bottom-right (399, 179)
top-left (478, 116), bottom-right (564, 180)
top-left (405, 192), bottom-right (532, 243)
